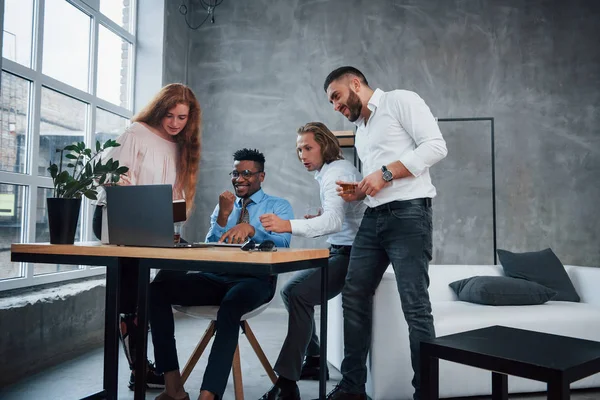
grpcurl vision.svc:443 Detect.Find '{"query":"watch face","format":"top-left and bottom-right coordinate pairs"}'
top-left (383, 170), bottom-right (393, 182)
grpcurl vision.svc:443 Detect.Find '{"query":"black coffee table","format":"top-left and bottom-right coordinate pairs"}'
top-left (421, 325), bottom-right (600, 400)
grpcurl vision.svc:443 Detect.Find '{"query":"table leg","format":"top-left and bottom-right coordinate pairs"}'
top-left (420, 343), bottom-right (439, 400)
top-left (134, 260), bottom-right (150, 400)
top-left (548, 379), bottom-right (569, 400)
top-left (319, 258), bottom-right (329, 400)
top-left (492, 372), bottom-right (508, 400)
top-left (103, 258), bottom-right (120, 400)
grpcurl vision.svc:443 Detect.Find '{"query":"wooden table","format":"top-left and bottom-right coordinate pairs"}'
top-left (421, 325), bottom-right (600, 400)
top-left (11, 242), bottom-right (331, 400)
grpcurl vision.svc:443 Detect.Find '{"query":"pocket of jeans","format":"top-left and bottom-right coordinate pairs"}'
top-left (390, 206), bottom-right (424, 220)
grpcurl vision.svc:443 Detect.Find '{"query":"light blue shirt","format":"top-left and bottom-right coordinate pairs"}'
top-left (206, 188), bottom-right (293, 248)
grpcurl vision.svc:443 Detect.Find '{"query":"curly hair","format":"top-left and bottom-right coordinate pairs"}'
top-left (296, 122), bottom-right (344, 164)
top-left (132, 83), bottom-right (201, 215)
top-left (233, 148), bottom-right (266, 171)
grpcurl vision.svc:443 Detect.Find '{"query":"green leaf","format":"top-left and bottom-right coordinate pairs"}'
top-left (85, 163), bottom-right (92, 176)
top-left (64, 144), bottom-right (78, 152)
top-left (83, 190), bottom-right (98, 200)
top-left (78, 142), bottom-right (85, 151)
top-left (67, 163), bottom-right (75, 168)
top-left (115, 166), bottom-right (129, 174)
top-left (48, 164), bottom-right (58, 179)
top-left (65, 154), bottom-right (77, 159)
top-left (84, 148), bottom-right (92, 157)
top-left (95, 141), bottom-right (101, 152)
top-left (99, 174), bottom-right (107, 185)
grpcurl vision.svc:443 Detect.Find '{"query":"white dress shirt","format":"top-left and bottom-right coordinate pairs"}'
top-left (354, 88), bottom-right (448, 208)
top-left (290, 159), bottom-right (366, 246)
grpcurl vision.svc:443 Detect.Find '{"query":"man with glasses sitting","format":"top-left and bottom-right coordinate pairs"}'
top-left (149, 148), bottom-right (294, 400)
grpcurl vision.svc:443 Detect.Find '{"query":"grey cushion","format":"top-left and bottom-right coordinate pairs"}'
top-left (449, 276), bottom-right (557, 306)
top-left (497, 248), bottom-right (580, 302)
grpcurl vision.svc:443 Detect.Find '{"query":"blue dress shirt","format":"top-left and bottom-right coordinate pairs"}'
top-left (205, 189), bottom-right (293, 248)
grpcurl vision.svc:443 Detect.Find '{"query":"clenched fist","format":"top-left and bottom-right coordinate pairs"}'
top-left (217, 191), bottom-right (236, 226)
top-left (260, 213), bottom-right (291, 233)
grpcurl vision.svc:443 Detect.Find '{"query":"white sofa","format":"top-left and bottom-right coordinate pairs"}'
top-left (327, 264), bottom-right (600, 400)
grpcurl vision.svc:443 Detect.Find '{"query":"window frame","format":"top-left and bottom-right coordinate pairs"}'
top-left (0, 0), bottom-right (137, 291)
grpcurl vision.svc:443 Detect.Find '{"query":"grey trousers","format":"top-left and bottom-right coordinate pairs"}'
top-left (274, 245), bottom-right (351, 381)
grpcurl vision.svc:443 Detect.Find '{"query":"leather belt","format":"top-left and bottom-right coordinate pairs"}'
top-left (367, 198), bottom-right (432, 213)
top-left (330, 244), bottom-right (352, 250)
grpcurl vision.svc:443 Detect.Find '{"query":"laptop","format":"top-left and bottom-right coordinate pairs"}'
top-left (105, 184), bottom-right (242, 248)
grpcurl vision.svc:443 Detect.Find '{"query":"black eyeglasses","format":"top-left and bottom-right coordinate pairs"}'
top-left (229, 170), bottom-right (263, 179)
top-left (241, 239), bottom-right (277, 252)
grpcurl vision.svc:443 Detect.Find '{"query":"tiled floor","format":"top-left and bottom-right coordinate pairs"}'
top-left (0, 307), bottom-right (599, 400)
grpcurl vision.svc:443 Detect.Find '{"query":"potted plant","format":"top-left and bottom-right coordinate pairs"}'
top-left (47, 140), bottom-right (129, 244)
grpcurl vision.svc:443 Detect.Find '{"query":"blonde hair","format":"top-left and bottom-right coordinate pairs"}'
top-left (133, 83), bottom-right (201, 214)
top-left (297, 122), bottom-right (344, 164)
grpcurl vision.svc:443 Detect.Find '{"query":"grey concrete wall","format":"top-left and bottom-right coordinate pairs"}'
top-left (163, 0), bottom-right (189, 85)
top-left (181, 0), bottom-right (600, 267)
top-left (0, 279), bottom-right (106, 387)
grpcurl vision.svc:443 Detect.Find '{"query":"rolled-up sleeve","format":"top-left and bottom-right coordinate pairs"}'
top-left (394, 91), bottom-right (448, 177)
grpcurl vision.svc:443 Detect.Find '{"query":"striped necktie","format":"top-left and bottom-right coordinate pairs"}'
top-left (237, 197), bottom-right (252, 224)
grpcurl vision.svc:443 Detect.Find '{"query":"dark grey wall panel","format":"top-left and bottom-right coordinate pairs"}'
top-left (431, 120), bottom-right (494, 264)
top-left (173, 0), bottom-right (599, 266)
top-left (163, 0), bottom-right (189, 85)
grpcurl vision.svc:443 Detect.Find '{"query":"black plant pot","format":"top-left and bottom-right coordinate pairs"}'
top-left (47, 198), bottom-right (82, 244)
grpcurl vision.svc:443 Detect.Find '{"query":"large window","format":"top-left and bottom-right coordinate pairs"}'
top-left (0, 0), bottom-right (136, 291)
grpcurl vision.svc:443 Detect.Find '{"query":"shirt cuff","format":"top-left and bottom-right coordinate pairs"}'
top-left (399, 151), bottom-right (427, 177)
top-left (213, 224), bottom-right (226, 235)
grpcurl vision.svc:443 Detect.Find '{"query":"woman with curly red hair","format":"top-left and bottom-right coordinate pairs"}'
top-left (93, 83), bottom-right (201, 391)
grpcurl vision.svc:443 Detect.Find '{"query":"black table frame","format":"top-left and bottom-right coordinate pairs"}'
top-left (11, 251), bottom-right (329, 400)
top-left (421, 325), bottom-right (600, 400)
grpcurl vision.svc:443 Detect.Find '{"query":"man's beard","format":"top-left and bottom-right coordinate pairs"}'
top-left (346, 90), bottom-right (363, 122)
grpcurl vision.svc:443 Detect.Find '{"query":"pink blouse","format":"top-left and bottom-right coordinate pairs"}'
top-left (96, 122), bottom-right (181, 205)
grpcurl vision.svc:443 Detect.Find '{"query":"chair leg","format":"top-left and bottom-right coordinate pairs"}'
top-left (232, 345), bottom-right (244, 400)
top-left (181, 321), bottom-right (216, 384)
top-left (243, 321), bottom-right (277, 384)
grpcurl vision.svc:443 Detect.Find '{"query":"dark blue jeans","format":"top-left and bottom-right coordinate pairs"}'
top-left (149, 271), bottom-right (275, 398)
top-left (339, 202), bottom-right (435, 400)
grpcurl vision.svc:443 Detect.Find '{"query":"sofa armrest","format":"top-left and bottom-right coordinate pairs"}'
top-left (566, 265), bottom-right (600, 306)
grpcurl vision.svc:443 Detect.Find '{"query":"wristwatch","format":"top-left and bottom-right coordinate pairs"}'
top-left (381, 165), bottom-right (393, 182)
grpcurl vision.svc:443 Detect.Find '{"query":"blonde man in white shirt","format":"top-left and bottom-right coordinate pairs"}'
top-left (259, 122), bottom-right (366, 400)
top-left (323, 67), bottom-right (448, 400)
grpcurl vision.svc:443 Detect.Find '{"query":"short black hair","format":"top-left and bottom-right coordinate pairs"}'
top-left (323, 66), bottom-right (369, 92)
top-left (233, 148), bottom-right (266, 171)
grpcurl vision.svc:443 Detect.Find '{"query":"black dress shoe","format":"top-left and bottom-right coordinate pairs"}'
top-left (299, 356), bottom-right (329, 380)
top-left (314, 384), bottom-right (366, 400)
top-left (259, 381), bottom-right (301, 400)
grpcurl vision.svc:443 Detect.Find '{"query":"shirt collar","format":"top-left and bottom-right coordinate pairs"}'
top-left (368, 88), bottom-right (384, 111)
top-left (236, 188), bottom-right (265, 207)
top-left (314, 161), bottom-right (333, 181)
top-left (354, 88), bottom-right (384, 126)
